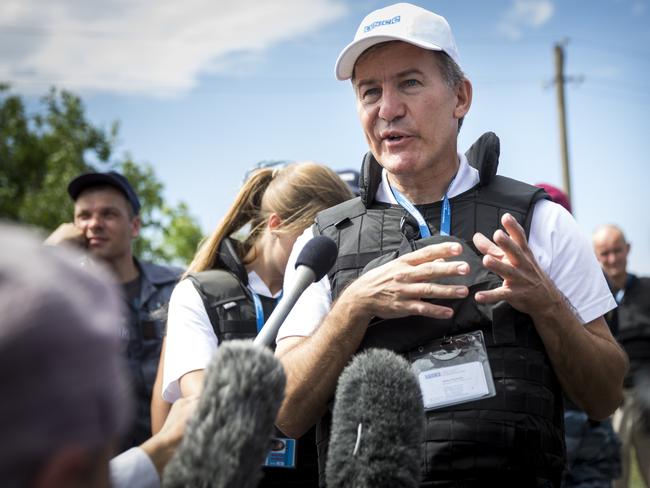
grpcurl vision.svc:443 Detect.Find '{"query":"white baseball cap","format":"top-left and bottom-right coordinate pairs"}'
top-left (335, 2), bottom-right (460, 80)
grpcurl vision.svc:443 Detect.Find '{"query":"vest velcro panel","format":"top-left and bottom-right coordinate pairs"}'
top-left (188, 270), bottom-right (269, 342)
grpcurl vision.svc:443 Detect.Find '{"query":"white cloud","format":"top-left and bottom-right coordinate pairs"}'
top-left (498, 0), bottom-right (555, 40)
top-left (0, 0), bottom-right (347, 97)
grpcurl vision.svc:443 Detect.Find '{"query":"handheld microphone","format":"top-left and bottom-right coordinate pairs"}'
top-left (253, 235), bottom-right (338, 347)
top-left (162, 340), bottom-right (286, 488)
top-left (326, 348), bottom-right (425, 488)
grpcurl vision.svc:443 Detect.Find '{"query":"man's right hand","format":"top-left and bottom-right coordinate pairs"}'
top-left (341, 241), bottom-right (470, 324)
top-left (44, 223), bottom-right (87, 248)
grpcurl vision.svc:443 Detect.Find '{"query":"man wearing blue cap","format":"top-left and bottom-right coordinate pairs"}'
top-left (275, 3), bottom-right (627, 486)
top-left (46, 171), bottom-right (182, 450)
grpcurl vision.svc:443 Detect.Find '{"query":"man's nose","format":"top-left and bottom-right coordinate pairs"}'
top-left (88, 214), bottom-right (102, 229)
top-left (378, 86), bottom-right (406, 122)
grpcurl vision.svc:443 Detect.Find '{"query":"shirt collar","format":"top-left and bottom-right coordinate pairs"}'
top-left (375, 152), bottom-right (479, 205)
top-left (247, 270), bottom-right (282, 298)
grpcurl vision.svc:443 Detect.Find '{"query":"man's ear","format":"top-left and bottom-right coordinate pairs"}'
top-left (454, 78), bottom-right (472, 119)
top-left (131, 215), bottom-right (142, 239)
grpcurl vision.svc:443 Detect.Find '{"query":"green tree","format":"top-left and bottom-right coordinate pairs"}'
top-left (0, 85), bottom-right (203, 265)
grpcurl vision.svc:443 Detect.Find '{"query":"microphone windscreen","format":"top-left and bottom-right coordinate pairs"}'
top-left (163, 340), bottom-right (286, 488)
top-left (294, 235), bottom-right (338, 282)
top-left (326, 348), bottom-right (424, 488)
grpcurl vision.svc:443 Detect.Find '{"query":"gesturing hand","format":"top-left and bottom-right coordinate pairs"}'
top-left (472, 213), bottom-right (558, 315)
top-left (344, 241), bottom-right (470, 322)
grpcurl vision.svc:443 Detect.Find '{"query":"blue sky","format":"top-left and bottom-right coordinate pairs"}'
top-left (3, 0), bottom-right (649, 272)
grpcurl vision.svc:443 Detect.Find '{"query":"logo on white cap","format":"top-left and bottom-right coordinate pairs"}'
top-left (335, 2), bottom-right (460, 80)
top-left (364, 15), bottom-right (401, 33)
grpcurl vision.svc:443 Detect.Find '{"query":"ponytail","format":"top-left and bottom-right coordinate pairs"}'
top-left (184, 162), bottom-right (353, 279)
top-left (183, 168), bottom-right (274, 278)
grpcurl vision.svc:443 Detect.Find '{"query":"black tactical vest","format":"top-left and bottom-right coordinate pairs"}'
top-left (608, 274), bottom-right (650, 387)
top-left (188, 237), bottom-right (320, 487)
top-left (313, 133), bottom-right (566, 487)
top-left (188, 238), bottom-right (276, 343)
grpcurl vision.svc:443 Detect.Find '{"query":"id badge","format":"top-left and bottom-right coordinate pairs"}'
top-left (409, 330), bottom-right (496, 411)
top-left (263, 437), bottom-right (296, 469)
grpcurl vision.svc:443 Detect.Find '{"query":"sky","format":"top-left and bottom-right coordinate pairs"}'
top-left (2, 0), bottom-right (650, 273)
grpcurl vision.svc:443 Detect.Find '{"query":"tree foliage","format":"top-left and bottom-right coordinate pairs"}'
top-left (0, 84), bottom-right (203, 265)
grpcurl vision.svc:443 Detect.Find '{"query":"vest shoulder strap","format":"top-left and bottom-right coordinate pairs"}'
top-left (216, 237), bottom-right (248, 285)
top-left (187, 269), bottom-right (249, 342)
top-left (464, 131), bottom-right (500, 185)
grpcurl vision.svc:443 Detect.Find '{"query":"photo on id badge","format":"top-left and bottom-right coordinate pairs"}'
top-left (263, 437), bottom-right (296, 469)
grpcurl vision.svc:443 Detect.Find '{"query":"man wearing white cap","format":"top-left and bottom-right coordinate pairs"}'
top-left (275, 3), bottom-right (626, 486)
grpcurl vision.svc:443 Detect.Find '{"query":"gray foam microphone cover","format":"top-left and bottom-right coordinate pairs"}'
top-left (326, 348), bottom-right (425, 488)
top-left (163, 340), bottom-right (286, 488)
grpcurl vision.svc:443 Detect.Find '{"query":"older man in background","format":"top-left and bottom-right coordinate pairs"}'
top-left (593, 225), bottom-right (650, 488)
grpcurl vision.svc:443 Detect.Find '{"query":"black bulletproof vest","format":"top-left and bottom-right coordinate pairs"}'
top-left (608, 275), bottom-right (650, 386)
top-left (313, 133), bottom-right (566, 486)
top-left (189, 237), bottom-right (320, 487)
top-left (188, 240), bottom-right (276, 344)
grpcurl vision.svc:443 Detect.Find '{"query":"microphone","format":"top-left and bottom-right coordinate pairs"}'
top-left (162, 340), bottom-right (286, 488)
top-left (326, 348), bottom-right (425, 488)
top-left (254, 235), bottom-right (338, 347)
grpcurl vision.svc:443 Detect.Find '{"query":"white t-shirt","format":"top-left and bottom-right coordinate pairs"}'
top-left (162, 270), bottom-right (279, 403)
top-left (276, 154), bottom-right (616, 342)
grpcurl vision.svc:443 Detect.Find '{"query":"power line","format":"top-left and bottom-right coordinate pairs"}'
top-left (586, 77), bottom-right (650, 95)
top-left (571, 37), bottom-right (650, 63)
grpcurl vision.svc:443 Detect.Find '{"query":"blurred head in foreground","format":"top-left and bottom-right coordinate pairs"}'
top-left (0, 223), bottom-right (131, 487)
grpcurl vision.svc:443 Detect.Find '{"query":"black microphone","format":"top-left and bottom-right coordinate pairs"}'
top-left (254, 235), bottom-right (338, 347)
top-left (326, 348), bottom-right (425, 488)
top-left (162, 340), bottom-right (286, 488)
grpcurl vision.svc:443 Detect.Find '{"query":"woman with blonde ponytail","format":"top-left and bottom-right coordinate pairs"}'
top-left (152, 162), bottom-right (353, 486)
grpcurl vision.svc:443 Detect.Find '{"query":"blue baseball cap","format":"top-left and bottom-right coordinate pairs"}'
top-left (68, 171), bottom-right (141, 214)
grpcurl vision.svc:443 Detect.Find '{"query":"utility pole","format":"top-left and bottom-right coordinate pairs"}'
top-left (554, 41), bottom-right (573, 207)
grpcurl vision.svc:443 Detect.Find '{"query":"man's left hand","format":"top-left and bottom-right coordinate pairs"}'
top-left (472, 212), bottom-right (559, 316)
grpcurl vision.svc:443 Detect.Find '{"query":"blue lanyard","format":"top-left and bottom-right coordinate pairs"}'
top-left (390, 186), bottom-right (452, 237)
top-left (252, 291), bottom-right (283, 333)
top-left (440, 193), bottom-right (451, 237)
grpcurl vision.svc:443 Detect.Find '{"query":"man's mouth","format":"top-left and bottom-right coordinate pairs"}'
top-left (380, 130), bottom-right (412, 144)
